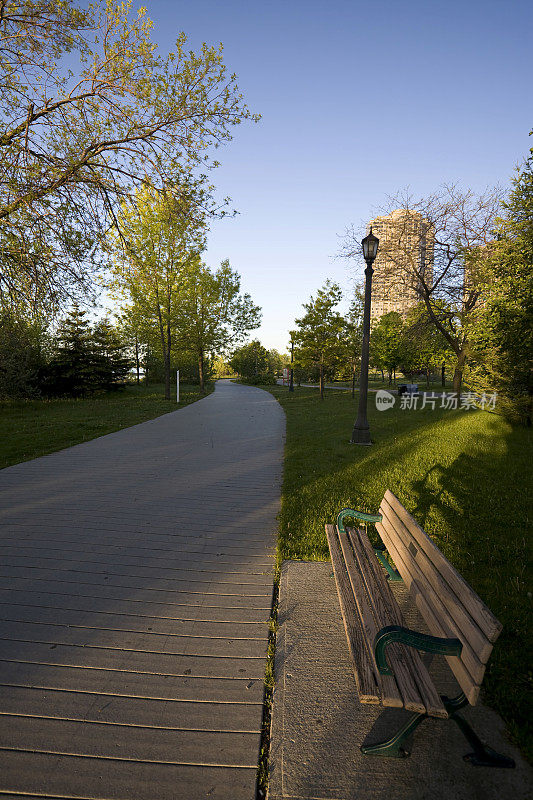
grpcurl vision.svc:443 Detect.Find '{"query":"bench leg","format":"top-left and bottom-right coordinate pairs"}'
top-left (361, 693), bottom-right (516, 767)
top-left (360, 710), bottom-right (427, 758)
top-left (445, 701), bottom-right (516, 768)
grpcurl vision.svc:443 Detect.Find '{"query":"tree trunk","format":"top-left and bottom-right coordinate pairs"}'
top-left (441, 362), bottom-right (446, 388)
top-left (198, 350), bottom-right (205, 394)
top-left (452, 351), bottom-right (466, 398)
top-left (319, 364), bottom-right (324, 400)
top-left (135, 337), bottom-right (140, 384)
top-left (426, 367), bottom-right (430, 387)
top-left (352, 364), bottom-right (356, 399)
top-left (380, 369), bottom-right (384, 382)
top-left (164, 348), bottom-right (171, 400)
top-left (388, 371), bottom-right (392, 386)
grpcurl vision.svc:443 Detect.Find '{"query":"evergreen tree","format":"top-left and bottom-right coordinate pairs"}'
top-left (43, 309), bottom-right (132, 396)
top-left (91, 319), bottom-right (132, 391)
top-left (45, 305), bottom-right (95, 396)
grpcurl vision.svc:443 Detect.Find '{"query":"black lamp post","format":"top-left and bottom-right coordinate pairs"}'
top-left (351, 226), bottom-right (379, 445)
top-left (289, 337), bottom-right (294, 392)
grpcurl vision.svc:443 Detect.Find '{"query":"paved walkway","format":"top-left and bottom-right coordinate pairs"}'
top-left (0, 380), bottom-right (285, 800)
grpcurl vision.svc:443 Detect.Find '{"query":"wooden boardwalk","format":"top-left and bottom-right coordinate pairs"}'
top-left (0, 380), bottom-right (285, 800)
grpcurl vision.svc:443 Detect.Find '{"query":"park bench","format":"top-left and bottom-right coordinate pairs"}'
top-left (398, 383), bottom-right (419, 396)
top-left (325, 489), bottom-right (515, 767)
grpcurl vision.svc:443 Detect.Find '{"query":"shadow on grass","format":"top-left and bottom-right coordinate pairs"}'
top-left (266, 385), bottom-right (532, 760)
top-left (407, 422), bottom-right (532, 755)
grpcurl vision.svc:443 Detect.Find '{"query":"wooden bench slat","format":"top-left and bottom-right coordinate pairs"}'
top-left (325, 494), bottom-right (511, 762)
top-left (380, 504), bottom-right (493, 665)
top-left (409, 577), bottom-right (482, 706)
top-left (383, 491), bottom-right (503, 643)
top-left (378, 513), bottom-right (487, 685)
top-left (338, 530), bottom-right (403, 709)
top-left (350, 529), bottom-right (447, 719)
top-left (325, 524), bottom-right (380, 704)
top-left (376, 519), bottom-right (481, 705)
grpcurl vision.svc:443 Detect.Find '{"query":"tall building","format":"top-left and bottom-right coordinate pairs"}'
top-left (368, 209), bottom-right (433, 325)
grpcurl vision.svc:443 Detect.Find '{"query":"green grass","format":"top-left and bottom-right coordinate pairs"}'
top-left (0, 382), bottom-right (214, 470)
top-left (313, 376), bottom-right (456, 391)
top-left (266, 384), bottom-right (532, 761)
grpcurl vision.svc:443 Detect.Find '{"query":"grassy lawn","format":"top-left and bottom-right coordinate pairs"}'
top-left (266, 384), bottom-right (532, 760)
top-left (312, 376), bottom-right (456, 391)
top-left (0, 382), bottom-right (213, 470)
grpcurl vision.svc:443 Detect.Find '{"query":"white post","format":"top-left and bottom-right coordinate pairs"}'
top-left (176, 370), bottom-right (180, 403)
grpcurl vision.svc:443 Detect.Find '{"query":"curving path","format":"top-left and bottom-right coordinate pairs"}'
top-left (0, 380), bottom-right (285, 800)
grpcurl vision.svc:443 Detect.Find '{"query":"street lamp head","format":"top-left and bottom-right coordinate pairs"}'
top-left (362, 226), bottom-right (379, 264)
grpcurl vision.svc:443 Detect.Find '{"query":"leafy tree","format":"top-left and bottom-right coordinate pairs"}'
top-left (468, 139), bottom-right (533, 423)
top-left (403, 303), bottom-right (451, 386)
top-left (0, 0), bottom-right (258, 311)
top-left (230, 340), bottom-right (270, 380)
top-left (0, 312), bottom-right (47, 398)
top-left (267, 349), bottom-right (286, 376)
top-left (115, 307), bottom-right (146, 385)
top-left (212, 355), bottom-right (235, 379)
top-left (177, 259), bottom-right (261, 393)
top-left (343, 286), bottom-right (364, 397)
top-left (340, 185), bottom-right (504, 396)
top-left (108, 184), bottom-right (206, 399)
top-left (370, 312), bottom-right (404, 384)
top-left (293, 281), bottom-right (346, 399)
top-left (0, 210), bottom-right (94, 318)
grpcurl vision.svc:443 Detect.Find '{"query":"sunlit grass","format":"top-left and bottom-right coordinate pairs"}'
top-left (266, 384), bottom-right (532, 761)
top-left (0, 382), bottom-right (213, 470)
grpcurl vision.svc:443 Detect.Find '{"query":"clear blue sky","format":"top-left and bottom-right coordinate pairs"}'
top-left (145, 0), bottom-right (531, 353)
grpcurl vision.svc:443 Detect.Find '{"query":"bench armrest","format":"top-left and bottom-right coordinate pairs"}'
top-left (336, 508), bottom-right (402, 581)
top-left (336, 508), bottom-right (382, 533)
top-left (374, 625), bottom-right (463, 676)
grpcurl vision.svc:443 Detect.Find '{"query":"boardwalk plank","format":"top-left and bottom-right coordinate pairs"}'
top-left (0, 620), bottom-right (269, 658)
top-left (0, 683), bottom-right (262, 732)
top-left (0, 714), bottom-right (261, 766)
top-left (0, 661), bottom-right (265, 702)
top-left (0, 603), bottom-right (269, 637)
top-left (0, 589), bottom-right (270, 621)
top-left (0, 577), bottom-right (272, 608)
top-left (0, 750), bottom-right (257, 800)
top-left (0, 640), bottom-right (264, 678)
top-left (0, 381), bottom-right (284, 798)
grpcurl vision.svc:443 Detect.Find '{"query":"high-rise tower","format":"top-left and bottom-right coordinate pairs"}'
top-left (368, 209), bottom-right (433, 324)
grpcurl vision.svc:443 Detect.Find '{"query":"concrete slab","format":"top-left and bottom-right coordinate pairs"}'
top-left (269, 561), bottom-right (532, 800)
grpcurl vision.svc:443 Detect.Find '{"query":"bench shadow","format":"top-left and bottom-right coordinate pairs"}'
top-left (274, 563), bottom-right (531, 800)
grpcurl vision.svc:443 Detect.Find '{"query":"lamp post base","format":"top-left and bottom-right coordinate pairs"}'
top-left (350, 425), bottom-right (372, 445)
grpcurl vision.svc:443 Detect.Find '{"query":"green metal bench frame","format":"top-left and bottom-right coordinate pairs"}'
top-left (334, 507), bottom-right (515, 768)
